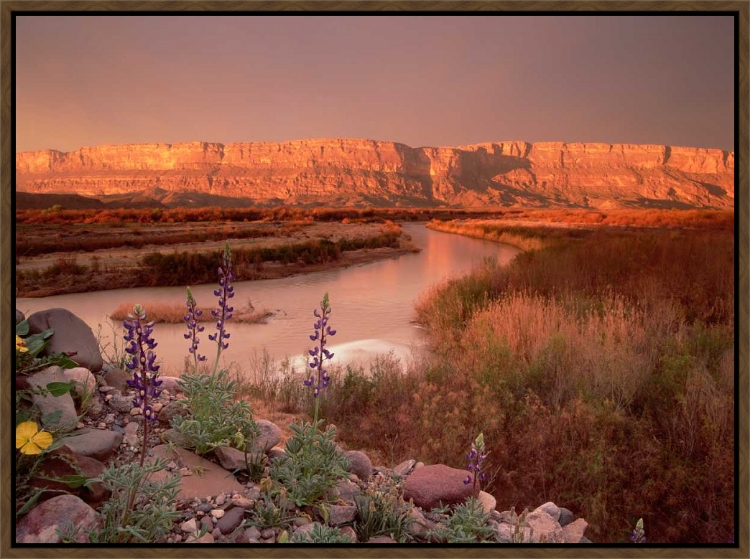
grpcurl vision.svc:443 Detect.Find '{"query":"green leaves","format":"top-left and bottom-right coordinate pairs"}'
top-left (45, 381), bottom-right (74, 397)
top-left (269, 420), bottom-right (349, 507)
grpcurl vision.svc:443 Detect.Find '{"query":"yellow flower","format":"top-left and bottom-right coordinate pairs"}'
top-left (16, 335), bottom-right (28, 353)
top-left (16, 422), bottom-right (53, 455)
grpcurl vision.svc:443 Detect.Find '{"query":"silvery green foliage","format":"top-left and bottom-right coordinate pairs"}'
top-left (269, 420), bottom-right (349, 507)
top-left (170, 369), bottom-right (259, 456)
top-left (89, 458), bottom-right (181, 543)
top-left (291, 523), bottom-right (355, 544)
top-left (353, 474), bottom-right (413, 543)
top-left (427, 497), bottom-right (498, 544)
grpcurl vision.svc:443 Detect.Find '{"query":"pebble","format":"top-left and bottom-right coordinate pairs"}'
top-left (129, 407), bottom-right (141, 416)
top-left (244, 527), bottom-right (261, 540)
top-left (179, 467), bottom-right (192, 476)
top-left (105, 394), bottom-right (113, 401)
top-left (99, 386), bottom-right (115, 393)
top-left (215, 493), bottom-right (226, 506)
top-left (231, 496), bottom-right (254, 509)
top-left (97, 423), bottom-right (107, 429)
top-left (152, 402), bottom-right (164, 413)
top-left (197, 503), bottom-right (214, 513)
top-left (76, 422), bottom-right (85, 429)
top-left (180, 518), bottom-right (197, 534)
top-left (261, 528), bottom-right (275, 539)
top-left (211, 509), bottom-right (225, 519)
top-left (104, 414), bottom-right (116, 424)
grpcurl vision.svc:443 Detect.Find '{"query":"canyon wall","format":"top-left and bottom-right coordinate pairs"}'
top-left (16, 139), bottom-right (735, 208)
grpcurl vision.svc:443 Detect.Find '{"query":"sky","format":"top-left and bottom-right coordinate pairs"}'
top-left (16, 15), bottom-right (735, 153)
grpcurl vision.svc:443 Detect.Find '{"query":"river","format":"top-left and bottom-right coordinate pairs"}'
top-left (16, 223), bottom-right (519, 377)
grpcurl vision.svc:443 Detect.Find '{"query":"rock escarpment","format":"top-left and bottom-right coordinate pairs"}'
top-left (16, 139), bottom-right (734, 208)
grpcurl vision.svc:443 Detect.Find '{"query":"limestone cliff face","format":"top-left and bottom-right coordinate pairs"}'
top-left (16, 139), bottom-right (734, 208)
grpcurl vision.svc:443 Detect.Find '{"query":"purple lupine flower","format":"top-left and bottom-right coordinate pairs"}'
top-left (208, 244), bottom-right (235, 353)
top-left (464, 433), bottom-right (489, 493)
top-left (184, 287), bottom-right (206, 364)
top-left (304, 293), bottom-right (336, 399)
top-left (123, 304), bottom-right (162, 422)
top-left (629, 518), bottom-right (646, 543)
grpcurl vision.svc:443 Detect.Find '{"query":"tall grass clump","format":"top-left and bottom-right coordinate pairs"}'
top-left (321, 227), bottom-right (734, 543)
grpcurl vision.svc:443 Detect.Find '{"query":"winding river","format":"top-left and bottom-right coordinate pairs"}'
top-left (16, 223), bottom-right (519, 376)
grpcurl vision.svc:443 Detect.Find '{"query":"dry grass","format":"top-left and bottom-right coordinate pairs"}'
top-left (109, 300), bottom-right (273, 324)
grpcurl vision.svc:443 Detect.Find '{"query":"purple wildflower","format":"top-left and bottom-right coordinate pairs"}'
top-left (304, 293), bottom-right (336, 401)
top-left (463, 433), bottom-right (489, 493)
top-left (123, 304), bottom-right (162, 422)
top-left (184, 287), bottom-right (206, 369)
top-left (629, 518), bottom-right (646, 543)
top-left (208, 244), bottom-right (235, 372)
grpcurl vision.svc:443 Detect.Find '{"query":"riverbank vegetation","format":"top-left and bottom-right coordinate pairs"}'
top-left (238, 219), bottom-right (735, 543)
top-left (16, 222), bottom-right (415, 297)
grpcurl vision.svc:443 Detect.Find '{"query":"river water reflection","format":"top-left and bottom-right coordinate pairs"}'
top-left (16, 223), bottom-right (519, 376)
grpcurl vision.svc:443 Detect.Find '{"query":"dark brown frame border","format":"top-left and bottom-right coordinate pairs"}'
top-left (1, 3), bottom-right (747, 558)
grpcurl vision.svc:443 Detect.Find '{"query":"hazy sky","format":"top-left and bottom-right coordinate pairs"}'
top-left (16, 15), bottom-right (735, 152)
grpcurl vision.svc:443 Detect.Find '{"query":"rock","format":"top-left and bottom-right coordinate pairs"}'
top-left (243, 526), bottom-right (262, 540)
top-left (406, 507), bottom-right (432, 537)
top-left (368, 535), bottom-right (398, 543)
top-left (129, 407), bottom-right (141, 416)
top-left (16, 309), bottom-right (26, 324)
top-left (158, 376), bottom-right (184, 394)
top-left (523, 510), bottom-right (564, 543)
top-left (338, 526), bottom-right (357, 543)
top-left (102, 368), bottom-right (130, 392)
top-left (292, 522), bottom-right (321, 542)
top-left (231, 496), bottom-right (254, 509)
top-left (534, 501), bottom-right (561, 522)
top-left (327, 479), bottom-right (361, 503)
top-left (124, 422), bottom-right (139, 434)
top-left (180, 518), bottom-right (197, 534)
top-left (562, 518), bottom-right (588, 543)
top-left (477, 491), bottom-right (496, 514)
top-left (201, 516), bottom-right (213, 533)
top-left (326, 504), bottom-right (357, 526)
top-left (162, 428), bottom-right (190, 447)
top-left (108, 391), bottom-right (134, 413)
top-left (343, 450), bottom-right (372, 481)
top-left (214, 446), bottom-right (265, 472)
top-left (148, 444), bottom-right (244, 501)
top-left (63, 367), bottom-right (97, 395)
top-left (30, 450), bottom-right (108, 505)
top-left (211, 509), bottom-right (225, 519)
top-left (84, 394), bottom-right (104, 417)
top-left (186, 532), bottom-right (214, 543)
top-left (558, 507), bottom-right (574, 527)
top-left (217, 507), bottom-right (245, 534)
top-left (27, 366), bottom-right (78, 432)
top-left (260, 528), bottom-right (275, 539)
top-left (215, 492), bottom-right (226, 506)
top-left (255, 420), bottom-right (282, 452)
top-left (123, 433), bottom-right (139, 447)
top-left (157, 401), bottom-right (187, 424)
top-left (16, 494), bottom-right (99, 543)
top-left (267, 446), bottom-right (286, 462)
top-left (62, 428), bottom-right (122, 461)
top-left (27, 308), bottom-right (103, 372)
top-left (394, 459), bottom-right (416, 477)
top-left (403, 464), bottom-right (477, 510)
top-left (580, 536), bottom-right (593, 543)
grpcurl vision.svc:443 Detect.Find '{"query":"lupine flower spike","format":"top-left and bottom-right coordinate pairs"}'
top-left (184, 287), bottom-right (206, 374)
top-left (464, 433), bottom-right (489, 494)
top-left (209, 243), bottom-right (235, 374)
top-left (629, 518), bottom-right (646, 543)
top-left (305, 293), bottom-right (337, 424)
top-left (124, 304), bottom-right (162, 432)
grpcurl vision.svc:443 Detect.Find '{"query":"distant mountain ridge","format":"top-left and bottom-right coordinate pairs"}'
top-left (16, 139), bottom-right (735, 209)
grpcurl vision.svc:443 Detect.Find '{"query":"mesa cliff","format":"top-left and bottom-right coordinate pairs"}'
top-left (16, 139), bottom-right (735, 208)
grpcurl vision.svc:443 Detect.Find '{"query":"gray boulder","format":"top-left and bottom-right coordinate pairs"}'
top-left (27, 366), bottom-right (78, 432)
top-left (16, 494), bottom-right (100, 543)
top-left (62, 428), bottom-right (123, 460)
top-left (27, 308), bottom-right (103, 372)
top-left (343, 450), bottom-right (372, 481)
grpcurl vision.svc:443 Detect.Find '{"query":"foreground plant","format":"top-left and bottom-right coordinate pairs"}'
top-left (305, 293), bottom-right (336, 424)
top-left (428, 497), bottom-right (498, 543)
top-left (464, 433), bottom-right (489, 494)
top-left (183, 286), bottom-right (206, 375)
top-left (208, 243), bottom-right (236, 375)
top-left (629, 518), bottom-right (646, 543)
top-left (354, 474), bottom-right (414, 543)
top-left (173, 247), bottom-right (259, 457)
